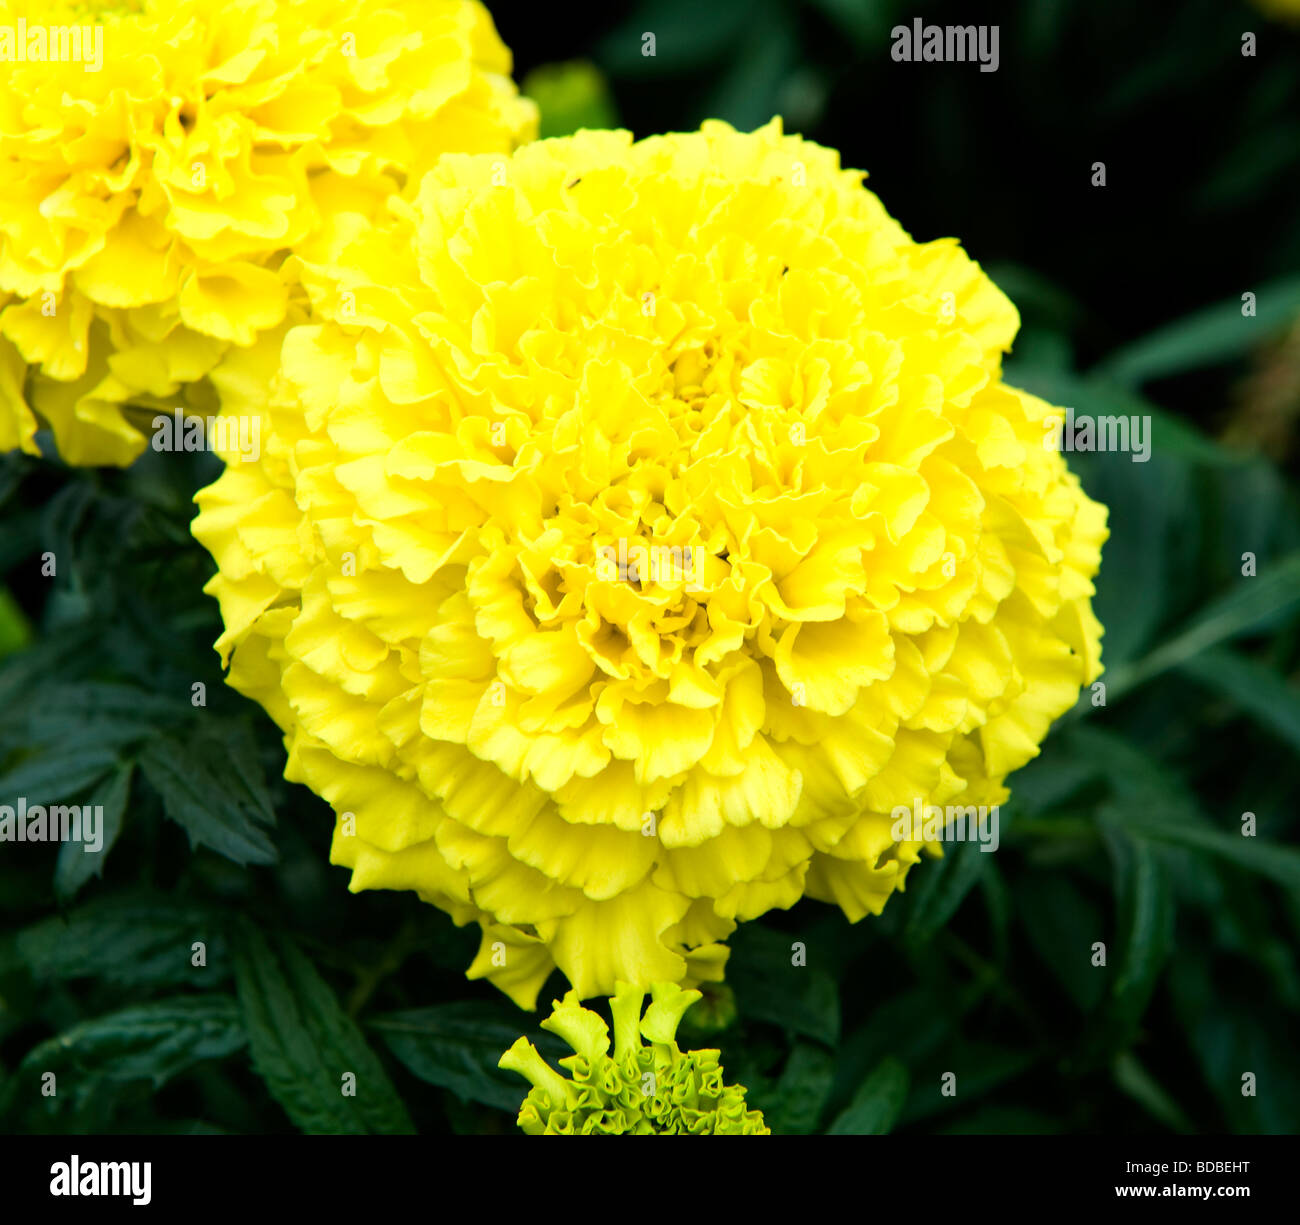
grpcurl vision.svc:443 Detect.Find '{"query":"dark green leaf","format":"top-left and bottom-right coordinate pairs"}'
top-left (727, 924), bottom-right (840, 1047)
top-left (18, 996), bottom-right (245, 1113)
top-left (1108, 804), bottom-right (1300, 893)
top-left (2, 682), bottom-right (193, 748)
top-left (699, 5), bottom-right (798, 132)
top-left (1112, 1052), bottom-right (1195, 1134)
top-left (17, 893), bottom-right (228, 986)
top-left (901, 1042), bottom-right (1038, 1125)
top-left (1099, 275), bottom-right (1300, 386)
top-left (53, 764), bottom-right (132, 902)
top-left (596, 0), bottom-right (756, 77)
top-left (233, 924), bottom-right (414, 1134)
top-left (830, 988), bottom-right (952, 1110)
top-left (1170, 954), bottom-right (1300, 1134)
top-left (139, 732), bottom-right (277, 866)
top-left (1006, 367), bottom-right (1240, 467)
top-left (1017, 872), bottom-right (1106, 1011)
top-left (1106, 553), bottom-right (1300, 699)
top-left (369, 1002), bottom-right (569, 1114)
top-left (0, 743), bottom-right (118, 810)
top-left (804, 0), bottom-right (902, 51)
top-left (756, 1042), bottom-right (835, 1135)
top-left (905, 838), bottom-right (989, 942)
top-left (826, 1057), bottom-right (908, 1134)
top-left (1091, 821), bottom-right (1175, 1050)
top-left (1178, 647), bottom-right (1300, 757)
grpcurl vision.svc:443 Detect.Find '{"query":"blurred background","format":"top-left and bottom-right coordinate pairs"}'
top-left (2, 0), bottom-right (1300, 1136)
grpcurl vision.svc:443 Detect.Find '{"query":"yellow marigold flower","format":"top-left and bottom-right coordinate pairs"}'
top-left (499, 982), bottom-right (769, 1135)
top-left (0, 0), bottom-right (534, 466)
top-left (192, 119), bottom-right (1107, 1007)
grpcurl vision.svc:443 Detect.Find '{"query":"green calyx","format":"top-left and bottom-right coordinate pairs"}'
top-left (499, 981), bottom-right (769, 1136)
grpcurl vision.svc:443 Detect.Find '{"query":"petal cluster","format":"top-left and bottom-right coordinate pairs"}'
top-left (499, 982), bottom-right (769, 1135)
top-left (193, 119), bottom-right (1107, 1006)
top-left (0, 0), bottom-right (534, 465)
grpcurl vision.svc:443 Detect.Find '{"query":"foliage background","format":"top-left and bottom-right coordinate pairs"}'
top-left (3, 0), bottom-right (1300, 1135)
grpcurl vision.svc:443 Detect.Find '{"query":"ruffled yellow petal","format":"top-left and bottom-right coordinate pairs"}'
top-left (0, 0), bottom-right (536, 466)
top-left (193, 118), bottom-right (1106, 1005)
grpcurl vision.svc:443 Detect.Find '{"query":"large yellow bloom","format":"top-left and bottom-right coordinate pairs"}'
top-left (0, 0), bottom-right (534, 466)
top-left (193, 119), bottom-right (1107, 1007)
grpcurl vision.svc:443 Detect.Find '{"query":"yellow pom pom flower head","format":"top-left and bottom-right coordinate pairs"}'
top-left (0, 0), bottom-right (535, 466)
top-left (499, 982), bottom-right (769, 1135)
top-left (192, 118), bottom-right (1107, 1008)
